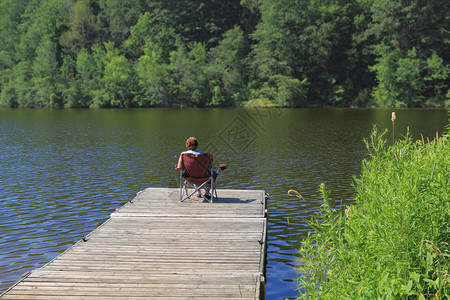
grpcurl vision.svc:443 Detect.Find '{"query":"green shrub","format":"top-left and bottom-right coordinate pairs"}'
top-left (296, 128), bottom-right (450, 299)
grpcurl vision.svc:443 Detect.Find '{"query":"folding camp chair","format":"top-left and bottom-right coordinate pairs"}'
top-left (178, 152), bottom-right (227, 203)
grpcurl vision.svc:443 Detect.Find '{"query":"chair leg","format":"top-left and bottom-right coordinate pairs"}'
top-left (180, 180), bottom-right (187, 202)
top-left (180, 179), bottom-right (195, 202)
top-left (179, 175), bottom-right (183, 202)
top-left (209, 179), bottom-right (215, 203)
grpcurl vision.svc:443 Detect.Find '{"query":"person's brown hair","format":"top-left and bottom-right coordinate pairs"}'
top-left (185, 137), bottom-right (198, 150)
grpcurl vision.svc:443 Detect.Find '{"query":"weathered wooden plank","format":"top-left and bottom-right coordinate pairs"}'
top-left (1, 188), bottom-right (267, 299)
top-left (2, 295), bottom-right (257, 300)
top-left (40, 265), bottom-right (259, 272)
top-left (2, 294), bottom-right (259, 300)
top-left (7, 283), bottom-right (256, 291)
top-left (4, 280), bottom-right (260, 296)
top-left (27, 270), bottom-right (261, 278)
top-left (24, 274), bottom-right (259, 285)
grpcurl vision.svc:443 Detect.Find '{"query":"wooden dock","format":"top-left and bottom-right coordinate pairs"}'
top-left (1, 188), bottom-right (267, 299)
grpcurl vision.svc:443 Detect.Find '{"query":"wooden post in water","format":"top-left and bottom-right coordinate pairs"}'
top-left (1, 188), bottom-right (267, 299)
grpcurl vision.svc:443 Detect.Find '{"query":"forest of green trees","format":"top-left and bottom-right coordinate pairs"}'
top-left (0, 0), bottom-right (449, 108)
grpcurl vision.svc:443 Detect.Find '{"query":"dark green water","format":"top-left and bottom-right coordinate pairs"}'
top-left (0, 108), bottom-right (448, 298)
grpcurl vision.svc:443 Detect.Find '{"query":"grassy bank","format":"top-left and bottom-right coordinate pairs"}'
top-left (296, 127), bottom-right (449, 299)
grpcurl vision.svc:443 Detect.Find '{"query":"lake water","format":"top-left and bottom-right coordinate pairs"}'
top-left (0, 108), bottom-right (448, 299)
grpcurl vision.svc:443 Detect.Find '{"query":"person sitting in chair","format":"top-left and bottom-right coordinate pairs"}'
top-left (176, 137), bottom-right (212, 199)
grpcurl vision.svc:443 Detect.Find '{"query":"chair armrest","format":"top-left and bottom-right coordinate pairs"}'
top-left (218, 164), bottom-right (228, 170)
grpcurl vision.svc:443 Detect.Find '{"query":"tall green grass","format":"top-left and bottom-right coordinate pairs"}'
top-left (296, 127), bottom-right (449, 299)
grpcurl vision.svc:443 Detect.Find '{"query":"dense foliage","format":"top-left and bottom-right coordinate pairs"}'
top-left (296, 128), bottom-right (449, 298)
top-left (0, 0), bottom-right (449, 108)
